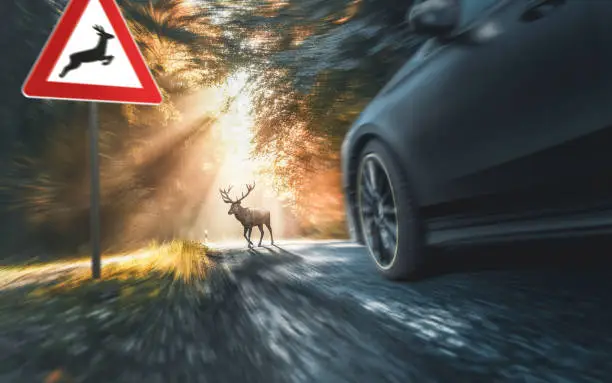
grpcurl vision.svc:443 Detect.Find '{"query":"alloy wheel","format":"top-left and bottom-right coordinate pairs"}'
top-left (357, 153), bottom-right (399, 269)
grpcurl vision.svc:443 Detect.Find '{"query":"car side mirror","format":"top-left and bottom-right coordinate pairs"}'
top-left (407, 0), bottom-right (460, 37)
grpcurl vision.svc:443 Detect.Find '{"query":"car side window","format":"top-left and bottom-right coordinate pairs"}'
top-left (459, 0), bottom-right (501, 27)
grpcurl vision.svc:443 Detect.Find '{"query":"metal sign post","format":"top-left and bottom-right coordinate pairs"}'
top-left (89, 102), bottom-right (101, 279)
top-left (21, 0), bottom-right (164, 281)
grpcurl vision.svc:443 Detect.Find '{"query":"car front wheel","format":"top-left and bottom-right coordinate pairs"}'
top-left (357, 140), bottom-right (425, 280)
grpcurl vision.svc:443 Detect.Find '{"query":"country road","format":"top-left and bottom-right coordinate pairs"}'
top-left (1, 239), bottom-right (612, 382)
top-left (201, 239), bottom-right (612, 383)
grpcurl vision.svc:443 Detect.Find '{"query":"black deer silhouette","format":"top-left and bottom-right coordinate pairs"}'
top-left (59, 25), bottom-right (115, 78)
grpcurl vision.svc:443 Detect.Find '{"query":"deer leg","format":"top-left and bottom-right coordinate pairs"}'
top-left (243, 226), bottom-right (250, 247)
top-left (265, 223), bottom-right (274, 245)
top-left (102, 56), bottom-right (114, 65)
top-left (257, 225), bottom-right (264, 247)
top-left (59, 59), bottom-right (80, 78)
top-left (247, 227), bottom-right (254, 248)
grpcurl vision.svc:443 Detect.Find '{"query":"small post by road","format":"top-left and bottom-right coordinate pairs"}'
top-left (89, 102), bottom-right (101, 279)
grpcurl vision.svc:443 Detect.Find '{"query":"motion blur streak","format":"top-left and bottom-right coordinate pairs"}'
top-left (0, 240), bottom-right (209, 291)
top-left (0, 249), bottom-right (154, 291)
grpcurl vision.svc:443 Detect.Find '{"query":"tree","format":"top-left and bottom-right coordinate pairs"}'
top-left (218, 0), bottom-right (424, 234)
top-left (0, 0), bottom-right (73, 255)
top-left (1, 0), bottom-right (243, 257)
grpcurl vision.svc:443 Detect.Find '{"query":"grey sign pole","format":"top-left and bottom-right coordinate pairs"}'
top-left (89, 102), bottom-right (101, 279)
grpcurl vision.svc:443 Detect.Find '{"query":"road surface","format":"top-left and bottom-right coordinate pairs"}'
top-left (199, 239), bottom-right (612, 383)
top-left (2, 239), bottom-right (611, 382)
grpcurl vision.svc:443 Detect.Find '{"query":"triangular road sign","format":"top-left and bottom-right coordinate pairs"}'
top-left (22, 0), bottom-right (163, 105)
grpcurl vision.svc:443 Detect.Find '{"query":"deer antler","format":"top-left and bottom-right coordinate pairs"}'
top-left (236, 182), bottom-right (256, 203)
top-left (93, 25), bottom-right (104, 32)
top-left (219, 185), bottom-right (235, 204)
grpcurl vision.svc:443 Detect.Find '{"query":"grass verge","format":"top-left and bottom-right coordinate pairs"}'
top-left (0, 239), bottom-right (216, 383)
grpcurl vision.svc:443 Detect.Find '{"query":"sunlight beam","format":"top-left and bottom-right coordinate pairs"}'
top-left (180, 70), bottom-right (298, 243)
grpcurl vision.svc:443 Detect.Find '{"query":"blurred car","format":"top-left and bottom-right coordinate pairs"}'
top-left (341, 0), bottom-right (612, 280)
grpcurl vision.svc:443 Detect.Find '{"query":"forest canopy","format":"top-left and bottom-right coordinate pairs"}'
top-left (0, 0), bottom-right (422, 259)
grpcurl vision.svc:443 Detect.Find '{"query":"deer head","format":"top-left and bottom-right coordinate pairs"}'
top-left (219, 182), bottom-right (256, 215)
top-left (93, 25), bottom-right (115, 40)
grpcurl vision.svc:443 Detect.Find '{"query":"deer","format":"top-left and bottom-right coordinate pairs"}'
top-left (220, 182), bottom-right (274, 248)
top-left (59, 25), bottom-right (115, 78)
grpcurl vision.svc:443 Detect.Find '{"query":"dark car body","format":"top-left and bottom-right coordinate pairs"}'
top-left (341, 0), bottom-right (612, 272)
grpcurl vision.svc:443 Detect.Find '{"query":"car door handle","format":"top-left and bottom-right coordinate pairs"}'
top-left (520, 0), bottom-right (565, 22)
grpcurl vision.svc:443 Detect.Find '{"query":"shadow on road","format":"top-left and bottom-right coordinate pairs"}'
top-left (218, 243), bottom-right (302, 259)
top-left (266, 244), bottom-right (299, 257)
top-left (228, 244), bottom-right (302, 273)
top-left (2, 239), bottom-right (611, 382)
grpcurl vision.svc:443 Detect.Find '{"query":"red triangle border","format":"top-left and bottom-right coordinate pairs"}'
top-left (22, 0), bottom-right (163, 105)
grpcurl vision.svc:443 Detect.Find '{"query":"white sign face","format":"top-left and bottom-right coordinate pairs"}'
top-left (47, 0), bottom-right (142, 88)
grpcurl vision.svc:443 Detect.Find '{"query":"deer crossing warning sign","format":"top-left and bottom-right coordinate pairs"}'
top-left (22, 0), bottom-right (162, 105)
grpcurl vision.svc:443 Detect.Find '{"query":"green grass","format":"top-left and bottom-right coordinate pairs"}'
top-left (0, 239), bottom-right (216, 383)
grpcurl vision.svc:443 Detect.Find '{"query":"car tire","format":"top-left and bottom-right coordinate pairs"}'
top-left (356, 140), bottom-right (425, 280)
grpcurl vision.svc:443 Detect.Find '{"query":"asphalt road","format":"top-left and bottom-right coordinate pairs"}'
top-left (2, 239), bottom-right (611, 382)
top-left (200, 239), bottom-right (612, 383)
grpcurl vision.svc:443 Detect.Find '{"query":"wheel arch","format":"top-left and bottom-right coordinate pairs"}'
top-left (344, 131), bottom-right (378, 243)
top-left (344, 126), bottom-right (424, 244)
